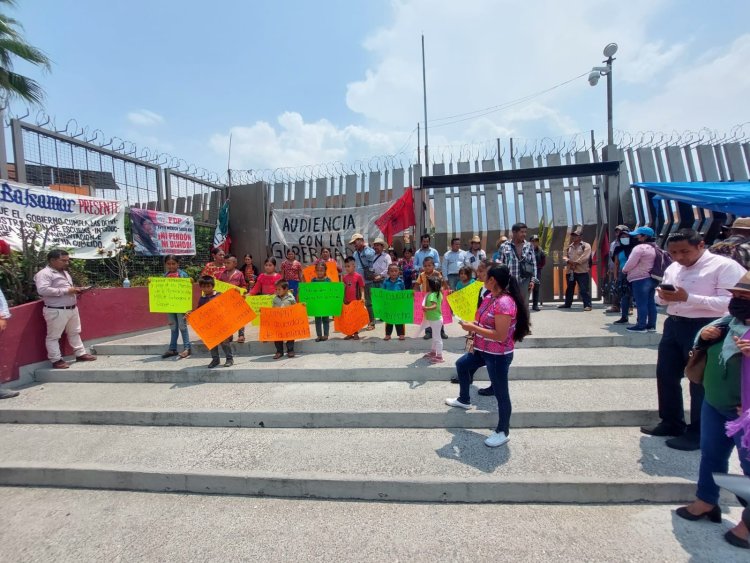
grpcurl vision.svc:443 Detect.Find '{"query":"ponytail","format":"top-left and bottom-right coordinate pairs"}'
top-left (487, 266), bottom-right (531, 342)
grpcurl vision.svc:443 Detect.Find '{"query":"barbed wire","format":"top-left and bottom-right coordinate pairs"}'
top-left (4, 107), bottom-right (224, 185)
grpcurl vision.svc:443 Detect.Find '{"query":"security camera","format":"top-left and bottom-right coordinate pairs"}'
top-left (588, 71), bottom-right (601, 86)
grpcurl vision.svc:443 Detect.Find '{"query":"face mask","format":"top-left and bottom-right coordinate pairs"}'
top-left (619, 238), bottom-right (630, 245)
top-left (728, 297), bottom-right (750, 321)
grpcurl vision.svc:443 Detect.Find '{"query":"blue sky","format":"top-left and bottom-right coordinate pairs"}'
top-left (9, 0), bottom-right (750, 177)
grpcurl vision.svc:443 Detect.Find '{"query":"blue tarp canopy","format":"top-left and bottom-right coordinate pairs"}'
top-left (632, 182), bottom-right (750, 216)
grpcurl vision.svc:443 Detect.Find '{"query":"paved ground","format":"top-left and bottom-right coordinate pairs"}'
top-left (1, 487), bottom-right (747, 562)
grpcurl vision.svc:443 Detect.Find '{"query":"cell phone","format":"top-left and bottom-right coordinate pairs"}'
top-left (659, 284), bottom-right (676, 291)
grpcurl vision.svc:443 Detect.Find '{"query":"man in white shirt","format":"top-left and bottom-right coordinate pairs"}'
top-left (463, 235), bottom-right (487, 273)
top-left (640, 229), bottom-right (747, 451)
top-left (0, 288), bottom-right (19, 399)
top-left (371, 237), bottom-right (392, 286)
top-left (442, 237), bottom-right (465, 289)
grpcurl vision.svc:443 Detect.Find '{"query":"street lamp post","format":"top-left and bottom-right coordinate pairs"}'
top-left (589, 43), bottom-right (618, 248)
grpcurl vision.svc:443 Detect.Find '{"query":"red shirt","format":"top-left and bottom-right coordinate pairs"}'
top-left (217, 269), bottom-right (246, 288)
top-left (250, 272), bottom-right (282, 295)
top-left (281, 259), bottom-right (303, 281)
top-left (343, 271), bottom-right (365, 303)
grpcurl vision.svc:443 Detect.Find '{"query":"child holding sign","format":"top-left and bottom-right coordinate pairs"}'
top-left (250, 258), bottom-right (282, 296)
top-left (161, 255), bottom-right (192, 359)
top-left (417, 277), bottom-right (444, 363)
top-left (311, 262), bottom-right (331, 342)
top-left (382, 263), bottom-right (406, 341)
top-left (217, 255), bottom-right (248, 343)
top-left (193, 276), bottom-right (233, 368)
top-left (273, 280), bottom-right (297, 359)
top-left (342, 256), bottom-right (365, 341)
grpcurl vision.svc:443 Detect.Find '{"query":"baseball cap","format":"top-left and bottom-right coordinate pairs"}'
top-left (630, 226), bottom-right (655, 238)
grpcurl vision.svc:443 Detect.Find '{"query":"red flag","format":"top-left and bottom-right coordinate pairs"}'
top-left (375, 187), bottom-right (416, 244)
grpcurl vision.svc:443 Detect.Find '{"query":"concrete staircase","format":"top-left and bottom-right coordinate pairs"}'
top-left (0, 306), bottom-right (739, 504)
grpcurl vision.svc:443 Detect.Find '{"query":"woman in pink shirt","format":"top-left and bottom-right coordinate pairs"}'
top-left (445, 264), bottom-right (531, 448)
top-left (622, 226), bottom-right (658, 332)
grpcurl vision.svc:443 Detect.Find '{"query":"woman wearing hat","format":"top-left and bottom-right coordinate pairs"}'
top-left (621, 226), bottom-right (658, 332)
top-left (675, 271), bottom-right (750, 550)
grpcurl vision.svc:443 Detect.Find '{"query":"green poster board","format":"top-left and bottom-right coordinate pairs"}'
top-left (371, 288), bottom-right (414, 325)
top-left (148, 277), bottom-right (193, 313)
top-left (297, 282), bottom-right (344, 316)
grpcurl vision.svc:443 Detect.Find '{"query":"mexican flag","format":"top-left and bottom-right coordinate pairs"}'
top-left (213, 199), bottom-right (231, 252)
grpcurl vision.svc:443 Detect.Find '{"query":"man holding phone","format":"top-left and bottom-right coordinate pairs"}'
top-left (641, 229), bottom-right (746, 451)
top-left (34, 249), bottom-right (97, 369)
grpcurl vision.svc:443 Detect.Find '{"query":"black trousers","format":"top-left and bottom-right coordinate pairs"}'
top-left (655, 316), bottom-right (716, 435)
top-left (385, 323), bottom-right (405, 336)
top-left (210, 337), bottom-right (233, 360)
top-left (564, 272), bottom-right (592, 308)
top-left (275, 340), bottom-right (295, 353)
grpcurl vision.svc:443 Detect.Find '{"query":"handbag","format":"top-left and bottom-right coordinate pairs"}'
top-left (356, 251), bottom-right (376, 282)
top-left (464, 333), bottom-right (474, 353)
top-left (685, 348), bottom-right (707, 384)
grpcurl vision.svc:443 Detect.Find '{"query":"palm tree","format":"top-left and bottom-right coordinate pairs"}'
top-left (0, 0), bottom-right (50, 105)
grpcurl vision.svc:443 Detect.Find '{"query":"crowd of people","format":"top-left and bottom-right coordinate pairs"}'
top-left (2, 218), bottom-right (750, 549)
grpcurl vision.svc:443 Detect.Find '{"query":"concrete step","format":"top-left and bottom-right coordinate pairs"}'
top-left (0, 425), bottom-right (740, 504)
top-left (0, 379), bottom-right (673, 428)
top-left (3, 487), bottom-right (748, 562)
top-left (91, 325), bottom-right (661, 355)
top-left (35, 348), bottom-right (658, 384)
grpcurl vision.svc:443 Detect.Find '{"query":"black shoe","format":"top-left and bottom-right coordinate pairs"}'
top-left (441, 330), bottom-right (448, 339)
top-left (724, 530), bottom-right (750, 549)
top-left (557, 305), bottom-right (571, 309)
top-left (423, 333), bottom-right (431, 340)
top-left (0, 389), bottom-right (19, 399)
top-left (666, 434), bottom-right (700, 451)
top-left (613, 318), bottom-right (629, 324)
top-left (161, 350), bottom-right (178, 358)
top-left (478, 386), bottom-right (494, 396)
top-left (640, 423), bottom-right (684, 437)
top-left (675, 505), bottom-right (722, 523)
top-left (223, 359), bottom-right (234, 367)
top-left (532, 307), bottom-right (541, 311)
top-left (450, 377), bottom-right (459, 384)
top-left (207, 359), bottom-right (220, 369)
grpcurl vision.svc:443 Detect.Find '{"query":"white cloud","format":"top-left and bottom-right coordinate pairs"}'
top-left (208, 0), bottom-right (748, 171)
top-left (127, 109), bottom-right (165, 127)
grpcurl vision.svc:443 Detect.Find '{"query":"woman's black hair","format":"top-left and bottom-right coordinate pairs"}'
top-left (131, 212), bottom-right (158, 255)
top-left (163, 254), bottom-right (180, 264)
top-left (426, 276), bottom-right (442, 294)
top-left (264, 257), bottom-right (277, 266)
top-left (486, 265), bottom-right (531, 342)
top-left (210, 247), bottom-right (225, 257)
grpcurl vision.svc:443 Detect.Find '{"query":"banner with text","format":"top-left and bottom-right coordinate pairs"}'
top-left (270, 201), bottom-right (390, 264)
top-left (0, 181), bottom-right (125, 259)
top-left (371, 288), bottom-right (414, 325)
top-left (130, 208), bottom-right (195, 256)
top-left (148, 277), bottom-right (193, 313)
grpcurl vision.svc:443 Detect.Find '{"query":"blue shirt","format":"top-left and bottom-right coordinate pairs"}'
top-left (414, 247), bottom-right (440, 270)
top-left (0, 288), bottom-right (10, 319)
top-left (382, 277), bottom-right (405, 291)
top-left (353, 246), bottom-right (376, 280)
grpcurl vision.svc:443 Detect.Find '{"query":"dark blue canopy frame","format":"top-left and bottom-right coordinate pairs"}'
top-left (632, 181), bottom-right (750, 216)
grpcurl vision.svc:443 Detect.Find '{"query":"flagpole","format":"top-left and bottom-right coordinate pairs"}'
top-left (421, 34), bottom-right (429, 177)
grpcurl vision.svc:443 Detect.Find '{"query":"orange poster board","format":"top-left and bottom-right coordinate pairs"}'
top-left (259, 303), bottom-right (311, 342)
top-left (302, 261), bottom-right (340, 283)
top-left (334, 300), bottom-right (370, 336)
top-left (187, 289), bottom-right (256, 349)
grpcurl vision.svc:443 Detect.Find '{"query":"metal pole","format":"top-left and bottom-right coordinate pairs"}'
top-left (417, 123), bottom-right (421, 166)
top-left (421, 34), bottom-right (429, 176)
top-left (0, 107), bottom-right (7, 180)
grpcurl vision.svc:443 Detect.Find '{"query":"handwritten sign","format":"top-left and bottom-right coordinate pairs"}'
top-left (213, 278), bottom-right (247, 296)
top-left (297, 282), bottom-right (344, 316)
top-left (302, 261), bottom-right (340, 283)
top-left (370, 288), bottom-right (414, 325)
top-left (334, 300), bottom-right (370, 336)
top-left (148, 277), bottom-right (193, 313)
top-left (259, 303), bottom-right (311, 342)
top-left (413, 291), bottom-right (453, 325)
top-left (245, 294), bottom-right (274, 326)
top-left (446, 280), bottom-right (483, 321)
top-left (187, 290), bottom-right (256, 349)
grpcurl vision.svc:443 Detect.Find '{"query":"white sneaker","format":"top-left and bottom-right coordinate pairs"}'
top-left (484, 431), bottom-right (510, 448)
top-left (445, 398), bottom-right (473, 410)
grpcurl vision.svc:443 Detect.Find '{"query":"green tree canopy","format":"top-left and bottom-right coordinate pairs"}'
top-left (0, 0), bottom-right (50, 105)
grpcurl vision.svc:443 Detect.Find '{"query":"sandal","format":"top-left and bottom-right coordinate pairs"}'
top-left (384, 336), bottom-right (391, 341)
top-left (287, 352), bottom-right (295, 358)
top-left (178, 349), bottom-right (192, 359)
top-left (273, 352), bottom-right (283, 359)
top-left (398, 335), bottom-right (405, 341)
top-left (365, 323), bottom-right (376, 331)
top-left (352, 334), bottom-right (360, 340)
top-left (316, 337), bottom-right (323, 342)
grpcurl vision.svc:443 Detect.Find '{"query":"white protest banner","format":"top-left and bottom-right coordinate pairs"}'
top-left (0, 181), bottom-right (125, 259)
top-left (270, 201), bottom-right (390, 263)
top-left (130, 208), bottom-right (196, 256)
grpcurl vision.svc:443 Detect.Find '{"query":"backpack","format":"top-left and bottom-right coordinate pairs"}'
top-left (648, 243), bottom-right (672, 281)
